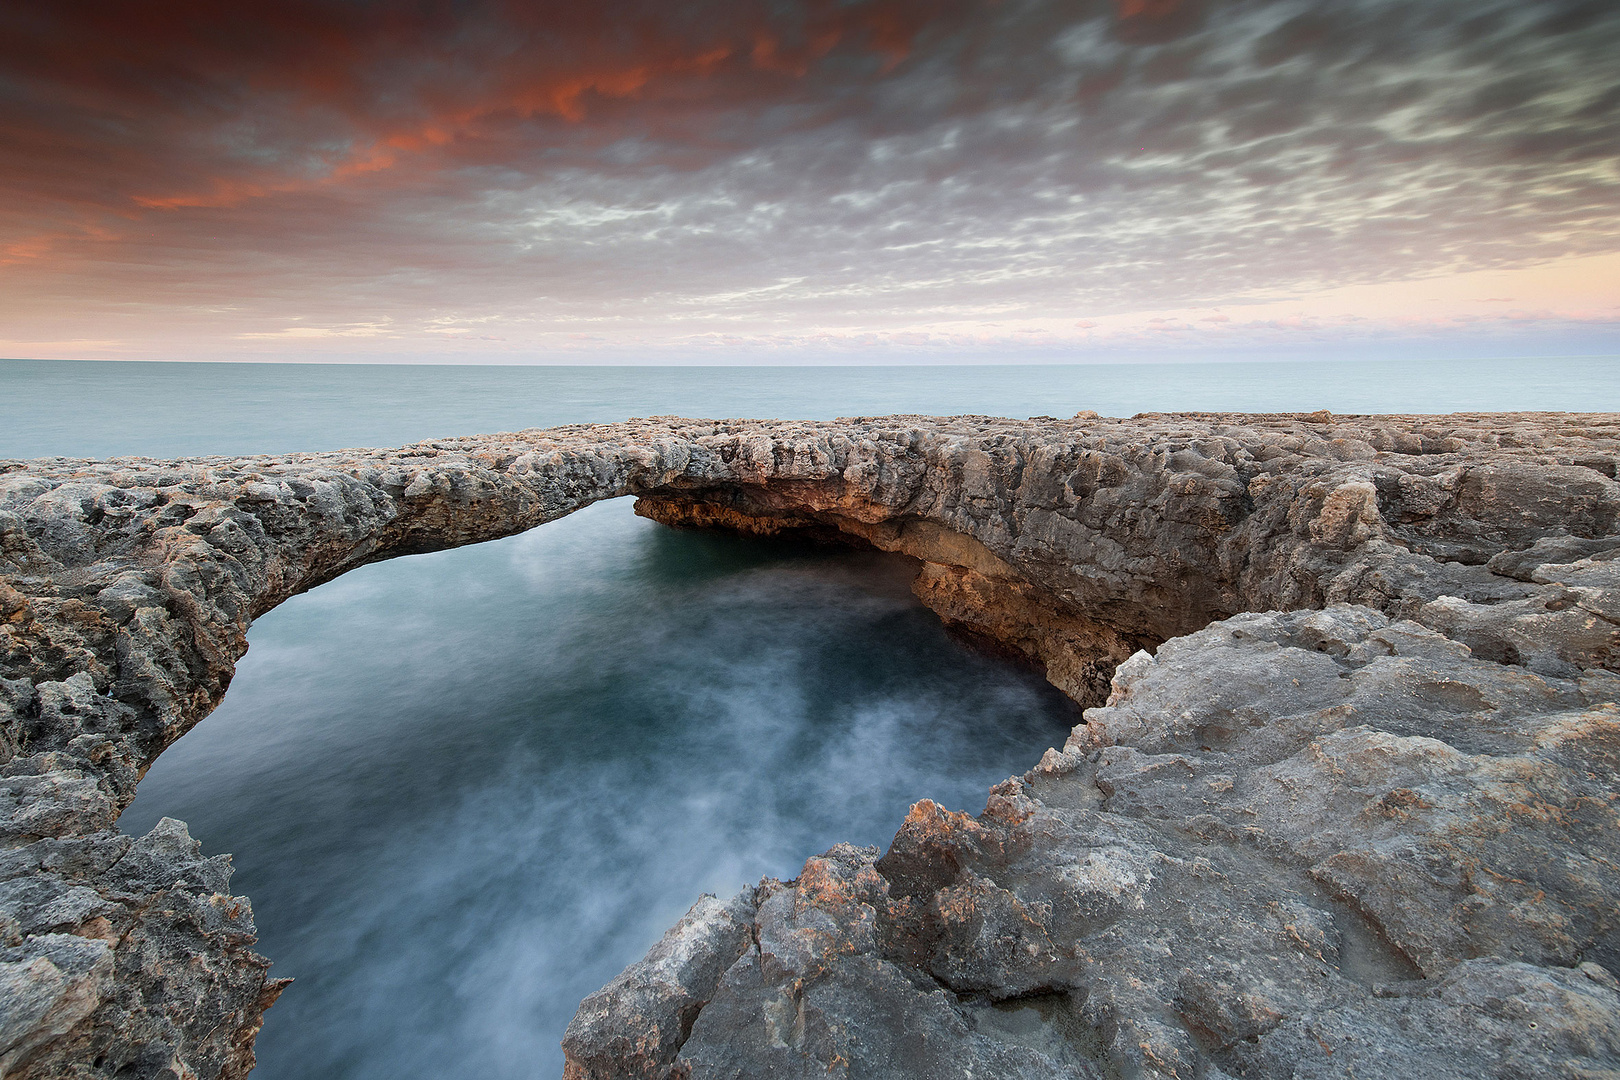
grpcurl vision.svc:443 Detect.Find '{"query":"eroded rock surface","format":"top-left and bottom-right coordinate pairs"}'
top-left (1, 411), bottom-right (1617, 1077)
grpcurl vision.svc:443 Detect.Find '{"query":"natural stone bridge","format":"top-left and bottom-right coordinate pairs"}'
top-left (1, 412), bottom-right (1617, 1078)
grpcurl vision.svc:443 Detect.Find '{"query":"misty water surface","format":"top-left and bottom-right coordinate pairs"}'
top-left (122, 498), bottom-right (1079, 1079)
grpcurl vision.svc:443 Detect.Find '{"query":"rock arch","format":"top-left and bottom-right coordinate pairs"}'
top-left (1, 413), bottom-right (1616, 1078)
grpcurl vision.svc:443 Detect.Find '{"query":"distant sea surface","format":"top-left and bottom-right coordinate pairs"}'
top-left (5, 357), bottom-right (1614, 1080)
top-left (4, 356), bottom-right (1617, 460)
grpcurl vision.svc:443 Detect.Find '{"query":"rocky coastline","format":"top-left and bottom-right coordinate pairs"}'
top-left (1, 412), bottom-right (1616, 1078)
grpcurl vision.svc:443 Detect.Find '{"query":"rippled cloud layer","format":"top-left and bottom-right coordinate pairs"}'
top-left (2, 0), bottom-right (1615, 360)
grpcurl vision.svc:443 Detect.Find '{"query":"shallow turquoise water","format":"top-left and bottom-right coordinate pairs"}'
top-left (6, 358), bottom-right (1610, 1078)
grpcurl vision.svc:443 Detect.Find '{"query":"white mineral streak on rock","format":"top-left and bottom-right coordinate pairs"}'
top-left (0, 411), bottom-right (1616, 1078)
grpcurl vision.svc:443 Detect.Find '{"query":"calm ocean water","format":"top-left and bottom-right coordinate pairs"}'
top-left (4, 356), bottom-right (1617, 460)
top-left (5, 357), bottom-right (1614, 1079)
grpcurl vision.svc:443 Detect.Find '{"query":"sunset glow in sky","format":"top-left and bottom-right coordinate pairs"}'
top-left (2, 0), bottom-right (1617, 363)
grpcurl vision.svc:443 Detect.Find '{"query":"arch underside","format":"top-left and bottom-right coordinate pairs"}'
top-left (0, 412), bottom-right (1617, 1079)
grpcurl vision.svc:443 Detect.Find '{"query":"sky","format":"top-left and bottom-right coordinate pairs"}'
top-left (1, 0), bottom-right (1617, 364)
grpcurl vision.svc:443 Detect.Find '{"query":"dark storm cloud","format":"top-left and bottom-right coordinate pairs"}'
top-left (0, 0), bottom-right (1615, 354)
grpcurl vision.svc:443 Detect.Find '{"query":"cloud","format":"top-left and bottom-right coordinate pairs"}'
top-left (0, 0), bottom-right (1615, 359)
top-left (237, 321), bottom-right (396, 340)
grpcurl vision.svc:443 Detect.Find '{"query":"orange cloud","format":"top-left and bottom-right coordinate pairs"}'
top-left (0, 234), bottom-right (60, 266)
top-left (115, 2), bottom-right (952, 213)
top-left (1116, 0), bottom-right (1182, 17)
top-left (0, 223), bottom-right (120, 265)
top-left (134, 177), bottom-right (305, 211)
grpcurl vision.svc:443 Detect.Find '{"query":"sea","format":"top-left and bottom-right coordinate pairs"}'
top-left (4, 356), bottom-right (1616, 1079)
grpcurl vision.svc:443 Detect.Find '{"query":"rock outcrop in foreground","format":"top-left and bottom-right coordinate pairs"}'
top-left (0, 412), bottom-right (1617, 1078)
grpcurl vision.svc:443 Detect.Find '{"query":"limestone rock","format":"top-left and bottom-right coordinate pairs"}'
top-left (562, 890), bottom-right (757, 1080)
top-left (0, 411), bottom-right (1615, 1076)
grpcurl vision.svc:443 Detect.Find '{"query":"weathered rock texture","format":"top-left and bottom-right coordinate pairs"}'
top-left (0, 411), bottom-right (1616, 1078)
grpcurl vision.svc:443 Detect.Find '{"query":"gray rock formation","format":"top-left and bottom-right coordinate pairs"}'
top-left (0, 411), bottom-right (1616, 1077)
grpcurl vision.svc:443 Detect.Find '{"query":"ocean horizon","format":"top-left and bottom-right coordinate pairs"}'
top-left (6, 355), bottom-right (1619, 462)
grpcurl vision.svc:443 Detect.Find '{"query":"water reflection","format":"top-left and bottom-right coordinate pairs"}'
top-left (121, 498), bottom-right (1078, 1079)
